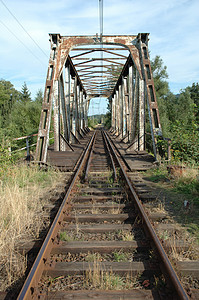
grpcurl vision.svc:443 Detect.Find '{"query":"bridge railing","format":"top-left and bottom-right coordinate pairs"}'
top-left (11, 132), bottom-right (54, 158)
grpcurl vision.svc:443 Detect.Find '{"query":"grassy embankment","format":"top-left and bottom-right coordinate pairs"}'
top-left (142, 164), bottom-right (199, 243)
top-left (0, 164), bottom-right (64, 291)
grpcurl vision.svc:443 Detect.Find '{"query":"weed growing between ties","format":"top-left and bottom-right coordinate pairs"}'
top-left (84, 259), bottom-right (140, 290)
top-left (112, 250), bottom-right (130, 262)
top-left (0, 164), bottom-right (65, 291)
top-left (42, 271), bottom-right (145, 292)
top-left (116, 230), bottom-right (135, 241)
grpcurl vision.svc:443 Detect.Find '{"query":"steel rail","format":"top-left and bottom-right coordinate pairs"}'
top-left (84, 131), bottom-right (97, 182)
top-left (107, 131), bottom-right (131, 171)
top-left (17, 131), bottom-right (96, 300)
top-left (103, 130), bottom-right (189, 300)
top-left (101, 130), bottom-right (117, 182)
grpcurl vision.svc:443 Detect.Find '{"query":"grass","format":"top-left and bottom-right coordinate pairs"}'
top-left (169, 236), bottom-right (199, 261)
top-left (143, 163), bottom-right (199, 243)
top-left (143, 164), bottom-right (168, 183)
top-left (84, 256), bottom-right (139, 290)
top-left (60, 232), bottom-right (73, 242)
top-left (59, 231), bottom-right (85, 242)
top-left (0, 163), bottom-right (65, 291)
top-left (113, 250), bottom-right (130, 262)
top-left (110, 204), bottom-right (122, 215)
top-left (85, 252), bottom-right (102, 262)
top-left (117, 230), bottom-right (134, 241)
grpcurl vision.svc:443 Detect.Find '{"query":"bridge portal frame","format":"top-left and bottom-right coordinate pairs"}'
top-left (36, 33), bottom-right (162, 162)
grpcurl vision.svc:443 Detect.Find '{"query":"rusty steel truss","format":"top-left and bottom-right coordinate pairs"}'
top-left (36, 33), bottom-right (162, 162)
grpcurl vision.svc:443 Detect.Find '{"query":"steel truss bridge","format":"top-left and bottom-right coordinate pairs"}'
top-left (36, 33), bottom-right (162, 163)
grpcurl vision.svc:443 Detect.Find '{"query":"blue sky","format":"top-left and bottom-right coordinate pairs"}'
top-left (0, 0), bottom-right (199, 115)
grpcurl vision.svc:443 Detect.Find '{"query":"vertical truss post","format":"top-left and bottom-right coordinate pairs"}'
top-left (123, 77), bottom-right (129, 141)
top-left (118, 85), bottom-right (122, 136)
top-left (71, 77), bottom-right (76, 138)
top-left (131, 70), bottom-right (139, 149)
top-left (65, 63), bottom-right (71, 141)
top-left (82, 94), bottom-right (86, 129)
top-left (60, 76), bottom-right (65, 150)
top-left (84, 96), bottom-right (89, 127)
top-left (114, 94), bottom-right (117, 132)
top-left (36, 34), bottom-right (61, 162)
top-left (121, 77), bottom-right (126, 138)
top-left (79, 90), bottom-right (83, 130)
top-left (111, 94), bottom-right (116, 130)
top-left (116, 90), bottom-right (119, 134)
top-left (128, 65), bottom-right (134, 142)
top-left (53, 79), bottom-right (60, 151)
top-left (76, 84), bottom-right (80, 135)
top-left (138, 78), bottom-right (145, 150)
top-left (137, 33), bottom-right (162, 159)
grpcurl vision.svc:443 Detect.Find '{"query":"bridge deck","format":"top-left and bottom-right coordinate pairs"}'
top-left (110, 134), bottom-right (156, 171)
top-left (47, 130), bottom-right (155, 171)
top-left (47, 132), bottom-right (92, 171)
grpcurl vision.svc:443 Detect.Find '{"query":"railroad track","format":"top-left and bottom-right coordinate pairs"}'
top-left (17, 129), bottom-right (189, 300)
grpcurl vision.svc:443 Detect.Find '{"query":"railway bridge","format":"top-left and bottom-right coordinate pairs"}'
top-left (35, 33), bottom-right (162, 170)
top-left (14, 33), bottom-right (199, 300)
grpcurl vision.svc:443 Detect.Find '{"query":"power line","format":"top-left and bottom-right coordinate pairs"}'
top-left (0, 19), bottom-right (46, 66)
top-left (99, 0), bottom-right (104, 97)
top-left (0, 0), bottom-right (48, 59)
top-left (99, 0), bottom-right (103, 38)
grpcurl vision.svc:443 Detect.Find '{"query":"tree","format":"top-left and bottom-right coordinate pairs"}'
top-left (0, 80), bottom-right (20, 127)
top-left (151, 55), bottom-right (169, 100)
top-left (35, 89), bottom-right (43, 104)
top-left (0, 83), bottom-right (42, 140)
top-left (188, 82), bottom-right (199, 123)
top-left (20, 82), bottom-right (31, 103)
top-left (150, 56), bottom-right (171, 136)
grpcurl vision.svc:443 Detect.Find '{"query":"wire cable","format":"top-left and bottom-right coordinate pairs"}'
top-left (99, 0), bottom-right (104, 96)
top-left (0, 0), bottom-right (48, 58)
top-left (99, 0), bottom-right (103, 39)
top-left (0, 19), bottom-right (46, 66)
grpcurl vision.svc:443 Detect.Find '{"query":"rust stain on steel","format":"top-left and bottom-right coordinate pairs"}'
top-left (128, 46), bottom-right (142, 79)
top-left (61, 35), bottom-right (137, 47)
top-left (53, 35), bottom-right (138, 81)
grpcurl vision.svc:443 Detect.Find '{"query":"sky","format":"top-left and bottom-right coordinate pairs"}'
top-left (0, 0), bottom-right (199, 115)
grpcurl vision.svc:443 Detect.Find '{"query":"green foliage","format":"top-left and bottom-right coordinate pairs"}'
top-left (151, 55), bottom-right (169, 100)
top-left (0, 143), bottom-right (13, 176)
top-left (113, 251), bottom-right (129, 262)
top-left (0, 79), bottom-right (20, 127)
top-left (170, 122), bottom-right (199, 163)
top-left (20, 82), bottom-right (32, 103)
top-left (150, 56), bottom-right (199, 164)
top-left (88, 114), bottom-right (108, 128)
top-left (104, 112), bottom-right (111, 129)
top-left (88, 116), bottom-right (98, 128)
top-left (8, 100), bottom-right (41, 138)
top-left (59, 232), bottom-right (72, 242)
top-left (35, 89), bottom-right (43, 104)
top-left (144, 164), bottom-right (199, 242)
top-left (174, 176), bottom-right (199, 196)
top-left (143, 164), bottom-right (168, 183)
top-left (188, 82), bottom-right (199, 122)
top-left (0, 80), bottom-right (42, 157)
